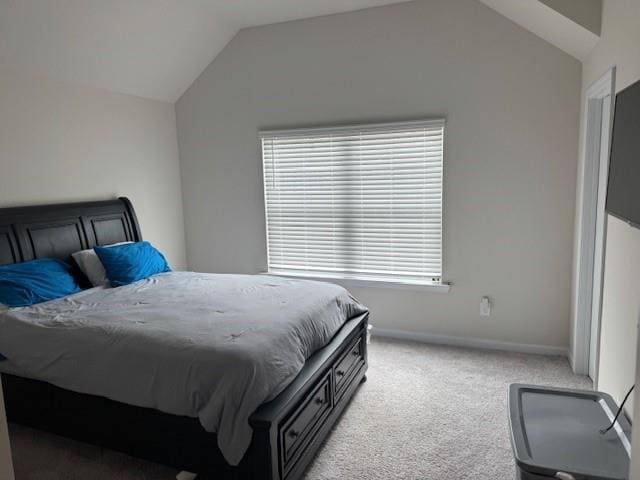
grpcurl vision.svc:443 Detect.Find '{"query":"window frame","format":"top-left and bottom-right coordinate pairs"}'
top-left (260, 119), bottom-right (447, 290)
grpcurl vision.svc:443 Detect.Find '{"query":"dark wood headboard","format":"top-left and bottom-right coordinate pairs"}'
top-left (0, 197), bottom-right (141, 265)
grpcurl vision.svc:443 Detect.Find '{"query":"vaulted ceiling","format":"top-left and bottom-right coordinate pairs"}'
top-left (478, 0), bottom-right (600, 61)
top-left (0, 0), bottom-right (602, 103)
top-left (0, 0), bottom-right (413, 102)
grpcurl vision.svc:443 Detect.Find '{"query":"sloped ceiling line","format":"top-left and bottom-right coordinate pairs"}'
top-left (478, 0), bottom-right (600, 61)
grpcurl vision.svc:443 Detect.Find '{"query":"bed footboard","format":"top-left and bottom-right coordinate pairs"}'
top-left (3, 312), bottom-right (368, 480)
top-left (243, 312), bottom-right (368, 480)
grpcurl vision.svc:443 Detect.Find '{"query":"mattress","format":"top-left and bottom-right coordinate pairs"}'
top-left (0, 271), bottom-right (367, 465)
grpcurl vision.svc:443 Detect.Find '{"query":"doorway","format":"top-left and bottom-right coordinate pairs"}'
top-left (573, 68), bottom-right (616, 383)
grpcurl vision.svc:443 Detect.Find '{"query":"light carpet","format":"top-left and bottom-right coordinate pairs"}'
top-left (8, 338), bottom-right (591, 480)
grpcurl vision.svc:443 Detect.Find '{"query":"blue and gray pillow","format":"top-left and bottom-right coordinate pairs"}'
top-left (94, 241), bottom-right (171, 287)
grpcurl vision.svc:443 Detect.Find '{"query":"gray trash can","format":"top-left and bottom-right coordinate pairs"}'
top-left (508, 384), bottom-right (631, 480)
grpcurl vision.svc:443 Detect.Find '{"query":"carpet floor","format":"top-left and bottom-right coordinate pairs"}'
top-left (8, 338), bottom-right (591, 480)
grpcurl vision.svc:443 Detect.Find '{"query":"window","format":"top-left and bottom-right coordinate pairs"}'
top-left (261, 119), bottom-right (444, 286)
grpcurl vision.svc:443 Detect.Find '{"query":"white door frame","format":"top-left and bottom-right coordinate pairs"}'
top-left (572, 67), bottom-right (616, 379)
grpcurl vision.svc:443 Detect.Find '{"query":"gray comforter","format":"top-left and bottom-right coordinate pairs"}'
top-left (0, 271), bottom-right (367, 465)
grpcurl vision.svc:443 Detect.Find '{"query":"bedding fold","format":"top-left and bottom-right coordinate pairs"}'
top-left (0, 271), bottom-right (367, 465)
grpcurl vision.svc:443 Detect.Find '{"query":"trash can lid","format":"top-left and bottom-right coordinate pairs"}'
top-left (508, 384), bottom-right (630, 480)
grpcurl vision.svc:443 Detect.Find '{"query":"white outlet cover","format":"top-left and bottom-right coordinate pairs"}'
top-left (480, 297), bottom-right (491, 317)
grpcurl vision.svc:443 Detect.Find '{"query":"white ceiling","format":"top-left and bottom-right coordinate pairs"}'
top-left (0, 0), bottom-right (600, 103)
top-left (0, 0), bottom-right (409, 103)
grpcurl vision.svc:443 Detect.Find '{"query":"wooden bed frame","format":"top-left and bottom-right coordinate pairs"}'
top-left (0, 198), bottom-right (369, 479)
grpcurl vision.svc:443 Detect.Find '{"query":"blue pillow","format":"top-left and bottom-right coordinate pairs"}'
top-left (0, 258), bottom-right (81, 307)
top-left (94, 241), bottom-right (171, 287)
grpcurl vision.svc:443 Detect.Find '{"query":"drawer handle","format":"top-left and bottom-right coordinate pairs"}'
top-left (315, 397), bottom-right (324, 405)
top-left (555, 473), bottom-right (575, 480)
top-left (288, 430), bottom-right (299, 439)
top-left (336, 370), bottom-right (345, 377)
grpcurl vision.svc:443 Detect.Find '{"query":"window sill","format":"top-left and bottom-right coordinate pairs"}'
top-left (265, 271), bottom-right (451, 293)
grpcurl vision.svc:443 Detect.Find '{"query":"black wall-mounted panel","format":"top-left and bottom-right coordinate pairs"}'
top-left (606, 79), bottom-right (640, 227)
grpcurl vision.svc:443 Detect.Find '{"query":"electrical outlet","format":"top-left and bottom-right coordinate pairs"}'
top-left (480, 297), bottom-right (491, 317)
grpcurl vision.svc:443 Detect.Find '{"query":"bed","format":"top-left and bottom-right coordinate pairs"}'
top-left (0, 197), bottom-right (369, 480)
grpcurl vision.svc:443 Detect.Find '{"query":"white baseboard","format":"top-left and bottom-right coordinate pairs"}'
top-left (373, 327), bottom-right (568, 357)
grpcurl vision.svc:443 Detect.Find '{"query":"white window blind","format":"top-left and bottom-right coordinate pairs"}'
top-left (261, 119), bottom-right (444, 285)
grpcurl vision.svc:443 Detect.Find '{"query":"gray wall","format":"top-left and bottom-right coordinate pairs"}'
top-left (0, 70), bottom-right (187, 269)
top-left (577, 0), bottom-right (640, 413)
top-left (176, 0), bottom-right (582, 349)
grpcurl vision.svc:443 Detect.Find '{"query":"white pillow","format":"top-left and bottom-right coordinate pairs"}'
top-left (72, 242), bottom-right (132, 287)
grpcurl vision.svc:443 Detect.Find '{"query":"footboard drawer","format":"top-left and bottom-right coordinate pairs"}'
top-left (280, 373), bottom-right (332, 475)
top-left (333, 334), bottom-right (365, 400)
top-left (249, 313), bottom-right (368, 480)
